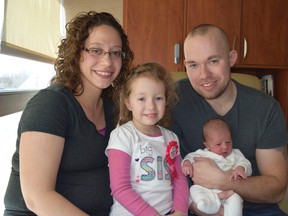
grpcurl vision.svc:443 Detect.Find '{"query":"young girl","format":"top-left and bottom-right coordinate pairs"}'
top-left (106, 62), bottom-right (189, 216)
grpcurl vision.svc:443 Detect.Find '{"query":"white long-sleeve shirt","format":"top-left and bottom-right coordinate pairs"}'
top-left (183, 148), bottom-right (252, 176)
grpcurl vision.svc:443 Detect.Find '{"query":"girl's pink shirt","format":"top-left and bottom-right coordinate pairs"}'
top-left (108, 149), bottom-right (189, 215)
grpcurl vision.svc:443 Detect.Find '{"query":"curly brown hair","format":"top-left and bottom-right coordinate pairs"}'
top-left (51, 11), bottom-right (134, 99)
top-left (117, 62), bottom-right (178, 128)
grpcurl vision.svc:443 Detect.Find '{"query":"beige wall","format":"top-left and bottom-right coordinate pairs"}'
top-left (64, 0), bottom-right (123, 25)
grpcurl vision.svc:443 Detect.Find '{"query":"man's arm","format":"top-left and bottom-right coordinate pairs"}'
top-left (228, 146), bottom-right (288, 203)
top-left (192, 146), bottom-right (288, 204)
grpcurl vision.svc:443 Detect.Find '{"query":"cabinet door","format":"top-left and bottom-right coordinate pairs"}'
top-left (123, 0), bottom-right (185, 71)
top-left (186, 0), bottom-right (242, 64)
top-left (241, 0), bottom-right (288, 67)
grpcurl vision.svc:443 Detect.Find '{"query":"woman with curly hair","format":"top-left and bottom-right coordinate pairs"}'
top-left (4, 11), bottom-right (133, 216)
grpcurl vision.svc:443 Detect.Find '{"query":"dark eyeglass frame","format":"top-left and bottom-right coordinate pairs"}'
top-left (83, 47), bottom-right (126, 60)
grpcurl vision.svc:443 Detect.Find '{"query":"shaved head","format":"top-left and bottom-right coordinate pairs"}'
top-left (185, 24), bottom-right (231, 52)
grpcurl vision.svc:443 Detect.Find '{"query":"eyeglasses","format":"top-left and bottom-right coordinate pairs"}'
top-left (83, 47), bottom-right (126, 60)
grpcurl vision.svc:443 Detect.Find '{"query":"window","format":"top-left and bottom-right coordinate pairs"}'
top-left (0, 0), bottom-right (61, 212)
top-left (0, 54), bottom-right (55, 212)
top-left (0, 54), bottom-right (55, 91)
top-left (0, 54), bottom-right (55, 116)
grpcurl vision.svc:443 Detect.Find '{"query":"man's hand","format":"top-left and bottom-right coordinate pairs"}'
top-left (192, 157), bottom-right (227, 189)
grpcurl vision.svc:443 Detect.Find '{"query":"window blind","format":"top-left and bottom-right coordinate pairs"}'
top-left (1, 0), bottom-right (61, 61)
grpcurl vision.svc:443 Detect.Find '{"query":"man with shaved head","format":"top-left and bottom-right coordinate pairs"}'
top-left (171, 24), bottom-right (288, 216)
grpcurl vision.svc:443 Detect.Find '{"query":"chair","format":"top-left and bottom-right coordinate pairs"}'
top-left (171, 72), bottom-right (261, 90)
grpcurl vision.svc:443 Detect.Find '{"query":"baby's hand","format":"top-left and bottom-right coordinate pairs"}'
top-left (181, 160), bottom-right (193, 178)
top-left (230, 166), bottom-right (247, 181)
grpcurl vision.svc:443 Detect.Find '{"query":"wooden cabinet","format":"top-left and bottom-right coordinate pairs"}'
top-left (186, 0), bottom-right (288, 68)
top-left (123, 0), bottom-right (288, 122)
top-left (186, 0), bottom-right (242, 65)
top-left (124, 0), bottom-right (288, 69)
top-left (240, 0), bottom-right (288, 67)
top-left (123, 0), bottom-right (185, 71)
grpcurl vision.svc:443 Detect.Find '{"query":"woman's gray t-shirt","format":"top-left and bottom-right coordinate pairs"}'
top-left (4, 85), bottom-right (114, 216)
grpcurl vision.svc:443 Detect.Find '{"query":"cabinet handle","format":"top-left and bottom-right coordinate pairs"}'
top-left (174, 43), bottom-right (180, 64)
top-left (243, 37), bottom-right (248, 59)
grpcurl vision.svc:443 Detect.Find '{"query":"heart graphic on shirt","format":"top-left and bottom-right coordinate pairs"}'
top-left (135, 176), bottom-right (140, 183)
top-left (135, 158), bottom-right (139, 162)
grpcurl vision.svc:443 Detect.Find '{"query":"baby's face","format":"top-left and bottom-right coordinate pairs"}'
top-left (204, 129), bottom-right (233, 157)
